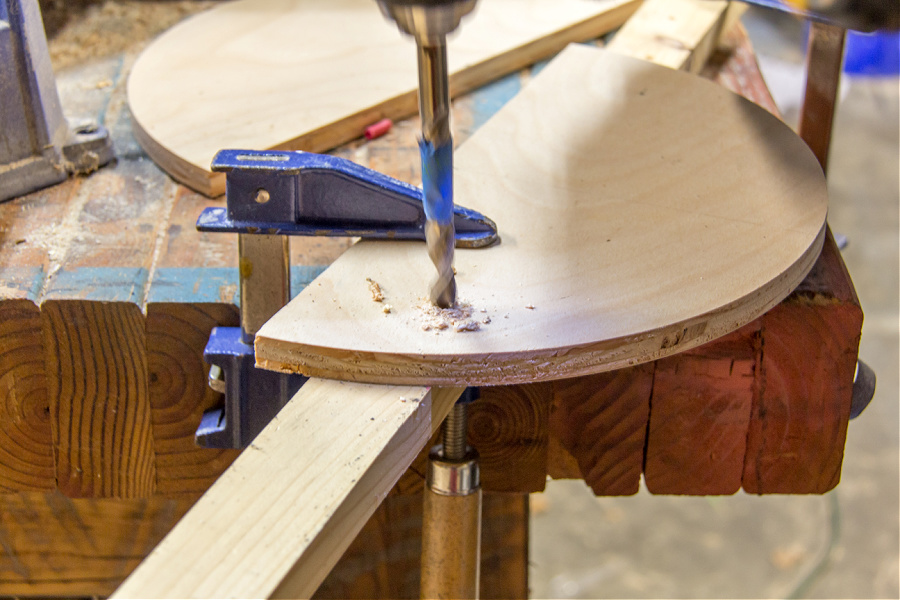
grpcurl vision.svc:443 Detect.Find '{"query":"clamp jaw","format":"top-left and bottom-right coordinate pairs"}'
top-left (197, 149), bottom-right (498, 448)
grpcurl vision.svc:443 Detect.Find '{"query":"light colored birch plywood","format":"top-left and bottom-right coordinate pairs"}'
top-left (127, 0), bottom-right (641, 196)
top-left (255, 44), bottom-right (828, 387)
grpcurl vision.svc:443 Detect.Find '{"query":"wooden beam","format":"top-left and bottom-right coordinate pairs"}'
top-left (606, 0), bottom-right (735, 73)
top-left (112, 380), bottom-right (463, 599)
top-left (0, 300), bottom-right (54, 492)
top-left (0, 491), bottom-right (194, 597)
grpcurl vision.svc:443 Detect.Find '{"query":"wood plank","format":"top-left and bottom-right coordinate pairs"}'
top-left (41, 301), bottom-right (156, 498)
top-left (644, 322), bottom-right (759, 495)
top-left (0, 491), bottom-right (194, 597)
top-left (606, 0), bottom-right (732, 72)
top-left (147, 303), bottom-right (241, 497)
top-left (742, 229), bottom-right (861, 494)
top-left (314, 492), bottom-right (528, 599)
top-left (127, 0), bottom-right (642, 196)
top-left (256, 44), bottom-right (828, 386)
top-left (550, 366), bottom-right (653, 495)
top-left (0, 299), bottom-right (54, 491)
top-left (469, 383), bottom-right (552, 493)
top-left (112, 380), bottom-right (463, 599)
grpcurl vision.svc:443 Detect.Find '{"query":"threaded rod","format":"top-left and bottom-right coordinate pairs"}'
top-left (441, 402), bottom-right (468, 460)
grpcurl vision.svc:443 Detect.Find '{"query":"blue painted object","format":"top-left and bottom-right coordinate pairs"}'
top-left (201, 149), bottom-right (498, 248)
top-left (844, 30), bottom-right (899, 76)
top-left (199, 326), bottom-right (306, 448)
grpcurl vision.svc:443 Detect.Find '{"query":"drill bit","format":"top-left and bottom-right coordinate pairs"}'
top-left (417, 41), bottom-right (456, 308)
top-left (376, 0), bottom-right (476, 308)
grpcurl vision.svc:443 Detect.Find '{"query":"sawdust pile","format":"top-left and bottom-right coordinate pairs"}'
top-left (45, 0), bottom-right (216, 71)
top-left (417, 299), bottom-right (488, 333)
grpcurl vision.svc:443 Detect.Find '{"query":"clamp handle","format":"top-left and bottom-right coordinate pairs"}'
top-left (197, 149), bottom-right (498, 248)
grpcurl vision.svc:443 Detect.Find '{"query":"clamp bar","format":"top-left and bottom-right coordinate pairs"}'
top-left (197, 149), bottom-right (499, 248)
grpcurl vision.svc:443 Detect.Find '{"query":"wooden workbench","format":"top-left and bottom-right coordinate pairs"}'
top-left (0, 4), bottom-right (861, 596)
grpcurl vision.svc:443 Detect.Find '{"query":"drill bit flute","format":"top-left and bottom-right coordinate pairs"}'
top-left (376, 0), bottom-right (476, 307)
top-left (419, 42), bottom-right (456, 308)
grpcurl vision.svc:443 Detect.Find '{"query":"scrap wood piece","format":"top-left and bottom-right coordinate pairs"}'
top-left (128, 0), bottom-right (642, 197)
top-left (607, 0), bottom-right (739, 73)
top-left (112, 380), bottom-right (463, 599)
top-left (255, 44), bottom-right (828, 387)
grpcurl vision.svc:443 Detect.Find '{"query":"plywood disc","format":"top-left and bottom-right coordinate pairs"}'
top-left (126, 0), bottom-right (639, 196)
top-left (256, 45), bottom-right (828, 387)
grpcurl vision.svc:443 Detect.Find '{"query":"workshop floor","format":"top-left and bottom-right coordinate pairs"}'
top-left (528, 10), bottom-right (900, 599)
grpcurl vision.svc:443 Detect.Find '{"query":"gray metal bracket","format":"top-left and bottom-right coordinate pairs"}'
top-left (0, 0), bottom-right (114, 203)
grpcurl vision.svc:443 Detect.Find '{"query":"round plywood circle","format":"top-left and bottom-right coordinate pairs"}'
top-left (256, 45), bottom-right (827, 386)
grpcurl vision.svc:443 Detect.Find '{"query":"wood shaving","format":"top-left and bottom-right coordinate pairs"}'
top-left (46, 1), bottom-right (216, 71)
top-left (416, 298), bottom-right (486, 333)
top-left (366, 278), bottom-right (385, 302)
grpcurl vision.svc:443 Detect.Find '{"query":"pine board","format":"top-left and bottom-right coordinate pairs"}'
top-left (127, 0), bottom-right (641, 196)
top-left (112, 380), bottom-right (463, 599)
top-left (255, 44), bottom-right (828, 387)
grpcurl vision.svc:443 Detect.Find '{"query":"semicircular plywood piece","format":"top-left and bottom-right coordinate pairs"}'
top-left (255, 44), bottom-right (828, 387)
top-left (126, 0), bottom-right (640, 197)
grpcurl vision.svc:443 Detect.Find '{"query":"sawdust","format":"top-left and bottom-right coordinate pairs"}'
top-left (416, 298), bottom-right (488, 333)
top-left (366, 278), bottom-right (384, 302)
top-left (45, 0), bottom-right (216, 71)
top-left (365, 278), bottom-right (392, 313)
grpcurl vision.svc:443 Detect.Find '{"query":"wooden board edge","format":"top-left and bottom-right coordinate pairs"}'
top-left (112, 380), bottom-right (462, 599)
top-left (256, 224), bottom-right (826, 387)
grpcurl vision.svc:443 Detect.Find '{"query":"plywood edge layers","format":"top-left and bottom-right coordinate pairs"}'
top-left (256, 224), bottom-right (825, 387)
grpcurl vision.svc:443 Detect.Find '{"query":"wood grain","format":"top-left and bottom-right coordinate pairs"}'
top-left (0, 491), bottom-right (194, 597)
top-left (128, 0), bottom-right (641, 196)
top-left (41, 301), bottom-right (156, 498)
top-left (256, 44), bottom-right (828, 386)
top-left (0, 299), bottom-right (54, 491)
top-left (644, 322), bottom-right (759, 495)
top-left (147, 303), bottom-right (241, 497)
top-left (743, 229), bottom-right (861, 494)
top-left (606, 0), bottom-right (731, 72)
top-left (470, 384), bottom-right (552, 493)
top-left (550, 366), bottom-right (653, 495)
top-left (113, 381), bottom-right (463, 599)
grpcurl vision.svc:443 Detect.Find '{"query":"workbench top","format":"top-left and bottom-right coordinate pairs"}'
top-left (0, 4), bottom-right (862, 597)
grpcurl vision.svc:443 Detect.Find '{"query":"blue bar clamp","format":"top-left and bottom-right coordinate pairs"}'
top-left (196, 149), bottom-right (498, 448)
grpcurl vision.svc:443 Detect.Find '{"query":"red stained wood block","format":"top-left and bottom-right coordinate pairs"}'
top-left (743, 230), bottom-right (862, 494)
top-left (645, 321), bottom-right (760, 495)
top-left (550, 366), bottom-right (653, 496)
